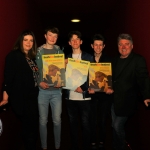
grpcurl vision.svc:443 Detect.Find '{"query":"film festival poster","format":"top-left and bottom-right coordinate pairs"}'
top-left (63, 58), bottom-right (90, 90)
top-left (89, 63), bottom-right (112, 92)
top-left (42, 54), bottom-right (65, 87)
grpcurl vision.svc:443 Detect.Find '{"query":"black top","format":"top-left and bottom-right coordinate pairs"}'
top-left (2, 50), bottom-right (39, 115)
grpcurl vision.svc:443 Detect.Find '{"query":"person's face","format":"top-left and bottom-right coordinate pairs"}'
top-left (118, 39), bottom-right (133, 58)
top-left (91, 40), bottom-right (105, 54)
top-left (69, 35), bottom-right (82, 49)
top-left (49, 68), bottom-right (58, 76)
top-left (45, 31), bottom-right (58, 45)
top-left (23, 35), bottom-right (33, 54)
top-left (95, 75), bottom-right (104, 82)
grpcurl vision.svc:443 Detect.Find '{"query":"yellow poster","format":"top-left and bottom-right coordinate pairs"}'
top-left (42, 54), bottom-right (65, 87)
top-left (89, 63), bottom-right (112, 92)
top-left (63, 58), bottom-right (90, 90)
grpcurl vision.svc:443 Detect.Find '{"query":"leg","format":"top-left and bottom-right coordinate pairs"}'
top-left (66, 100), bottom-right (79, 150)
top-left (79, 101), bottom-right (91, 150)
top-left (111, 105), bottom-right (128, 150)
top-left (50, 90), bottom-right (62, 149)
top-left (98, 94), bottom-right (112, 144)
top-left (90, 96), bottom-right (98, 144)
top-left (21, 89), bottom-right (39, 150)
top-left (38, 89), bottom-right (50, 149)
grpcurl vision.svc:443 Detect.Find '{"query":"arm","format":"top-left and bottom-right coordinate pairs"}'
top-left (0, 52), bottom-right (17, 105)
top-left (135, 56), bottom-right (150, 101)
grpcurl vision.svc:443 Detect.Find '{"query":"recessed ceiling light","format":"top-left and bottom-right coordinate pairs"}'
top-left (71, 19), bottom-right (80, 22)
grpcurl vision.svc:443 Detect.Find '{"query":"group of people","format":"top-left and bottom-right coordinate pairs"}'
top-left (0, 26), bottom-right (150, 150)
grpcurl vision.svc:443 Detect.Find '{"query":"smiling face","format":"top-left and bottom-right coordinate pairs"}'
top-left (23, 35), bottom-right (33, 54)
top-left (69, 34), bottom-right (82, 49)
top-left (91, 40), bottom-right (105, 54)
top-left (45, 31), bottom-right (58, 46)
top-left (118, 39), bottom-right (133, 58)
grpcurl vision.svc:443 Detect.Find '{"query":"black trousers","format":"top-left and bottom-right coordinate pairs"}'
top-left (90, 93), bottom-right (112, 144)
top-left (15, 88), bottom-right (39, 150)
top-left (66, 100), bottom-right (91, 150)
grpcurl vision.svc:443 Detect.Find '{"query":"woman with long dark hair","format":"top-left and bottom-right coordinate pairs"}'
top-left (0, 30), bottom-right (39, 150)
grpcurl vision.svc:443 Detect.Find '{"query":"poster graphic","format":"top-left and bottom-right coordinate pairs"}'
top-left (89, 63), bottom-right (112, 92)
top-left (63, 58), bottom-right (90, 90)
top-left (42, 54), bottom-right (65, 87)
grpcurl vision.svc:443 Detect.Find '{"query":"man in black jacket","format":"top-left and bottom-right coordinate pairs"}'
top-left (106, 34), bottom-right (150, 150)
top-left (89, 34), bottom-right (112, 150)
top-left (65, 31), bottom-right (92, 150)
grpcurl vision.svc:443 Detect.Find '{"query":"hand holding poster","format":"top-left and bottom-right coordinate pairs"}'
top-left (89, 63), bottom-right (112, 92)
top-left (63, 58), bottom-right (90, 90)
top-left (42, 54), bottom-right (65, 87)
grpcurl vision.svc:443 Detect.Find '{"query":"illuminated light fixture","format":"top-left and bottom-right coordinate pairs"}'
top-left (71, 19), bottom-right (80, 22)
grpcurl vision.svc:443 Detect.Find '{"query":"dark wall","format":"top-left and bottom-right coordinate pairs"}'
top-left (0, 0), bottom-right (150, 149)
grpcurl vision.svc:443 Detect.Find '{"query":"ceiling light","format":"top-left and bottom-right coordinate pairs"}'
top-left (71, 19), bottom-right (80, 22)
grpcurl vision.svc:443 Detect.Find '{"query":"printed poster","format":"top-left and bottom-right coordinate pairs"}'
top-left (63, 58), bottom-right (90, 90)
top-left (42, 54), bottom-right (65, 87)
top-left (89, 63), bottom-right (112, 92)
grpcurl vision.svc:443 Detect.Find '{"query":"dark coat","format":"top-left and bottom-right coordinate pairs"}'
top-left (2, 50), bottom-right (39, 115)
top-left (112, 52), bottom-right (150, 116)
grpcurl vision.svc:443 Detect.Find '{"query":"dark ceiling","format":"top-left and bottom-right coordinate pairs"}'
top-left (30, 0), bottom-right (122, 54)
top-left (33, 0), bottom-right (119, 34)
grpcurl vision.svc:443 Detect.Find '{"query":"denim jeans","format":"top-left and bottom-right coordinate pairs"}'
top-left (111, 105), bottom-right (128, 150)
top-left (38, 88), bottom-right (62, 149)
top-left (66, 100), bottom-right (91, 150)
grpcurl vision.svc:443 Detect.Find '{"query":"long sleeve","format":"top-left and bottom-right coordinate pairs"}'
top-left (2, 52), bottom-right (17, 96)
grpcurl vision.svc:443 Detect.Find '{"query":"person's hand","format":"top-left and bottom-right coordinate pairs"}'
top-left (105, 88), bottom-right (114, 94)
top-left (0, 91), bottom-right (8, 106)
top-left (0, 99), bottom-right (8, 106)
top-left (88, 88), bottom-right (95, 94)
top-left (65, 59), bottom-right (68, 68)
top-left (144, 99), bottom-right (150, 107)
top-left (39, 82), bottom-right (49, 89)
top-left (75, 87), bottom-right (83, 93)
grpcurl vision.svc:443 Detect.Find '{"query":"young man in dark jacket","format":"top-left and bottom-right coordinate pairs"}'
top-left (65, 31), bottom-right (92, 150)
top-left (89, 34), bottom-right (112, 150)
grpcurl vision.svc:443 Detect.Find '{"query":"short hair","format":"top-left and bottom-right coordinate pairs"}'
top-left (91, 34), bottom-right (105, 44)
top-left (13, 30), bottom-right (37, 59)
top-left (118, 34), bottom-right (133, 44)
top-left (68, 31), bottom-right (82, 41)
top-left (48, 64), bottom-right (60, 72)
top-left (95, 71), bottom-right (107, 78)
top-left (44, 26), bottom-right (59, 35)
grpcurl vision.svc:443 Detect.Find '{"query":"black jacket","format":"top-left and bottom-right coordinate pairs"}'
top-left (2, 50), bottom-right (39, 115)
top-left (112, 52), bottom-right (150, 116)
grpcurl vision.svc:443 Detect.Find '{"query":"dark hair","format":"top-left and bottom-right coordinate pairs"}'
top-left (44, 26), bottom-right (59, 35)
top-left (118, 33), bottom-right (133, 44)
top-left (13, 30), bottom-right (37, 59)
top-left (91, 34), bottom-right (105, 44)
top-left (68, 31), bottom-right (82, 41)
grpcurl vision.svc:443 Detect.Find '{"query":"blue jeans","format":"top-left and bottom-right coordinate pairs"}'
top-left (38, 89), bottom-right (62, 149)
top-left (111, 105), bottom-right (128, 150)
